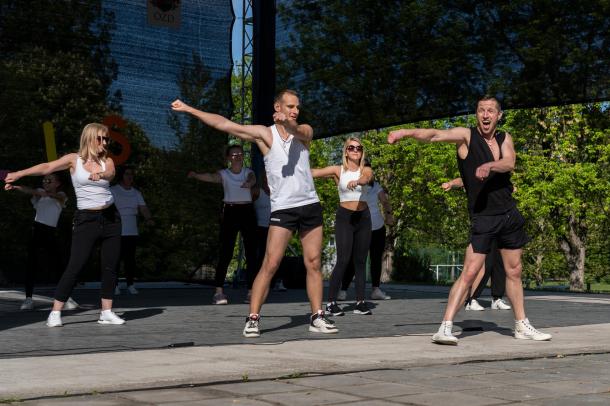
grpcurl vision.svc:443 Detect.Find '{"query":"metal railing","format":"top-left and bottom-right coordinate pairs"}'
top-left (429, 264), bottom-right (463, 282)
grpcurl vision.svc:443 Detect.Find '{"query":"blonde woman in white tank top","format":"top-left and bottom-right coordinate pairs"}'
top-left (187, 144), bottom-right (258, 305)
top-left (172, 90), bottom-right (338, 337)
top-left (4, 123), bottom-right (126, 327)
top-left (311, 137), bottom-right (374, 316)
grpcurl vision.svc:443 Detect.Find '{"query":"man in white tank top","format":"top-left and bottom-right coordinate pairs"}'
top-left (172, 90), bottom-right (338, 337)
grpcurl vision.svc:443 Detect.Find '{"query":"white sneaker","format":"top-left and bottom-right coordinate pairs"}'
top-left (98, 310), bottom-right (126, 325)
top-left (371, 287), bottom-right (391, 300)
top-left (337, 290), bottom-right (347, 301)
top-left (20, 297), bottom-right (34, 310)
top-left (63, 297), bottom-right (79, 310)
top-left (514, 319), bottom-right (552, 341)
top-left (432, 321), bottom-right (458, 345)
top-left (127, 285), bottom-right (139, 295)
top-left (212, 292), bottom-right (228, 305)
top-left (491, 298), bottom-right (511, 310)
top-left (466, 299), bottom-right (485, 311)
top-left (114, 286), bottom-right (121, 295)
top-left (243, 315), bottom-right (260, 338)
top-left (46, 311), bottom-right (62, 327)
top-left (309, 312), bottom-right (339, 334)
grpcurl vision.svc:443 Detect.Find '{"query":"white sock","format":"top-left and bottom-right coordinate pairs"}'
top-left (101, 309), bottom-right (113, 315)
top-left (50, 310), bottom-right (61, 316)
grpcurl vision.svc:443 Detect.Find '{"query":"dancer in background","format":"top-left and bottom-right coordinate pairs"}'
top-left (7, 174), bottom-right (78, 311)
top-left (339, 163), bottom-right (394, 301)
top-left (4, 123), bottom-right (125, 327)
top-left (111, 166), bottom-right (153, 295)
top-left (187, 144), bottom-right (258, 305)
top-left (312, 137), bottom-right (374, 316)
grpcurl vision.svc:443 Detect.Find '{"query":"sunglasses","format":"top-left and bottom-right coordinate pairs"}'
top-left (346, 145), bottom-right (363, 152)
top-left (97, 136), bottom-right (110, 143)
top-left (230, 152), bottom-right (244, 158)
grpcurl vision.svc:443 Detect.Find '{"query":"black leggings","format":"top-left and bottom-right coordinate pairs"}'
top-left (25, 222), bottom-right (64, 297)
top-left (215, 204), bottom-right (258, 289)
top-left (54, 206), bottom-right (121, 302)
top-left (467, 239), bottom-right (506, 302)
top-left (118, 235), bottom-right (138, 286)
top-left (342, 226), bottom-right (386, 290)
top-left (328, 206), bottom-right (371, 302)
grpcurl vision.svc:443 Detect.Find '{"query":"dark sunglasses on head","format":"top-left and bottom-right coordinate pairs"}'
top-left (346, 145), bottom-right (363, 152)
top-left (97, 136), bottom-right (110, 143)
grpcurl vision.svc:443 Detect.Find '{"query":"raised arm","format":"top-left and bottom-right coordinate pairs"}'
top-left (388, 127), bottom-right (470, 145)
top-left (475, 133), bottom-right (516, 180)
top-left (273, 111), bottom-right (313, 145)
top-left (187, 170), bottom-right (222, 184)
top-left (4, 153), bottom-right (76, 188)
top-left (441, 177), bottom-right (464, 192)
top-left (311, 166), bottom-right (340, 182)
top-left (171, 100), bottom-right (271, 150)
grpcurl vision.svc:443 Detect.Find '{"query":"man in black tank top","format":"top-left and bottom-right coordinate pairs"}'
top-left (388, 95), bottom-right (551, 345)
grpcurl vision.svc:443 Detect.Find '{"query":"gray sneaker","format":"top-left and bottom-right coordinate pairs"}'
top-left (212, 292), bottom-right (228, 305)
top-left (63, 297), bottom-right (79, 310)
top-left (20, 297), bottom-right (34, 311)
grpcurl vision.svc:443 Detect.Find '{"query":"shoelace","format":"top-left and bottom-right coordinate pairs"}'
top-left (522, 322), bottom-right (542, 335)
top-left (443, 324), bottom-right (454, 336)
top-left (318, 314), bottom-right (335, 325)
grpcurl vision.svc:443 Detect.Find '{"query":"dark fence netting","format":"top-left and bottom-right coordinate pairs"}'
top-left (276, 0), bottom-right (610, 137)
top-left (0, 0), bottom-right (233, 284)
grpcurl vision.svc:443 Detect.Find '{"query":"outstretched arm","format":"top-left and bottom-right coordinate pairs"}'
top-left (171, 100), bottom-right (271, 149)
top-left (4, 154), bottom-right (75, 189)
top-left (311, 166), bottom-right (340, 182)
top-left (388, 127), bottom-right (470, 145)
top-left (187, 171), bottom-right (222, 184)
top-left (441, 177), bottom-right (464, 191)
top-left (475, 133), bottom-right (516, 180)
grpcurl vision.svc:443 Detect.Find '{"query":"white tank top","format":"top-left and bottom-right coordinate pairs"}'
top-left (219, 168), bottom-right (253, 203)
top-left (365, 182), bottom-right (385, 230)
top-left (71, 157), bottom-right (114, 210)
top-left (338, 166), bottom-right (368, 202)
top-left (263, 125), bottom-right (319, 212)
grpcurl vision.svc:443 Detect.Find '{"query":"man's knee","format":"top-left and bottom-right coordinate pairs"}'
top-left (505, 262), bottom-right (523, 279)
top-left (303, 255), bottom-right (321, 273)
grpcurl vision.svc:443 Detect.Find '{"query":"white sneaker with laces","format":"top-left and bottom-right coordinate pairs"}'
top-left (309, 312), bottom-right (339, 334)
top-left (114, 286), bottom-right (121, 295)
top-left (46, 311), bottom-right (62, 327)
top-left (371, 287), bottom-right (391, 300)
top-left (63, 297), bottom-right (79, 310)
top-left (98, 310), bottom-right (126, 325)
top-left (432, 321), bottom-right (458, 345)
top-left (127, 285), bottom-right (139, 295)
top-left (466, 299), bottom-right (485, 311)
top-left (491, 298), bottom-right (511, 310)
top-left (337, 290), bottom-right (347, 301)
top-left (514, 318), bottom-right (552, 341)
top-left (20, 297), bottom-right (34, 311)
top-left (243, 315), bottom-right (260, 338)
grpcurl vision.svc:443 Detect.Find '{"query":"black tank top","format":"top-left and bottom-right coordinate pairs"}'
top-left (457, 128), bottom-right (515, 215)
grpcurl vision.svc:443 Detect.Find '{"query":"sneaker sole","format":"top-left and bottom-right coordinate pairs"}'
top-left (243, 331), bottom-right (260, 338)
top-left (514, 333), bottom-right (552, 341)
top-left (431, 336), bottom-right (458, 345)
top-left (328, 312), bottom-right (344, 316)
top-left (213, 300), bottom-right (228, 305)
top-left (97, 320), bottom-right (126, 325)
top-left (353, 310), bottom-right (372, 315)
top-left (309, 326), bottom-right (339, 334)
top-left (46, 323), bottom-right (62, 327)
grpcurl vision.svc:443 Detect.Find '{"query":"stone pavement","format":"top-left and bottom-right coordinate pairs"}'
top-left (1, 284), bottom-right (610, 404)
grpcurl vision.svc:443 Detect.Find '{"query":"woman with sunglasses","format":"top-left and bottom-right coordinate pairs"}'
top-left (188, 144), bottom-right (258, 305)
top-left (6, 173), bottom-right (79, 311)
top-left (4, 123), bottom-right (125, 327)
top-left (311, 137), bottom-right (374, 316)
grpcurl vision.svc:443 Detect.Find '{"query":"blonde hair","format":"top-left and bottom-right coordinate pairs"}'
top-left (342, 136), bottom-right (366, 171)
top-left (78, 123), bottom-right (109, 163)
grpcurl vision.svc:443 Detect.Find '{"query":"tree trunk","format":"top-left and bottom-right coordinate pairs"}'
top-left (559, 215), bottom-right (586, 292)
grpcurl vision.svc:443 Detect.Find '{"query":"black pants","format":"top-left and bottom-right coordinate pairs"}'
top-left (25, 222), bottom-right (64, 298)
top-left (328, 206), bottom-right (371, 302)
top-left (54, 206), bottom-right (121, 302)
top-left (215, 204), bottom-right (258, 289)
top-left (342, 226), bottom-right (386, 290)
top-left (468, 239), bottom-right (506, 302)
top-left (117, 235), bottom-right (138, 286)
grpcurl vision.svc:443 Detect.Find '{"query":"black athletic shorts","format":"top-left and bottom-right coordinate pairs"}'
top-left (469, 206), bottom-right (530, 254)
top-left (269, 202), bottom-right (323, 233)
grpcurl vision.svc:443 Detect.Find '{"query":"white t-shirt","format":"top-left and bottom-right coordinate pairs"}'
top-left (110, 184), bottom-right (146, 236)
top-left (31, 190), bottom-right (67, 228)
top-left (253, 188), bottom-right (271, 227)
top-left (364, 182), bottom-right (385, 231)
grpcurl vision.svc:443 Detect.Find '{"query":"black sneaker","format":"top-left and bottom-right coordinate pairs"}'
top-left (353, 301), bottom-right (372, 315)
top-left (325, 302), bottom-right (345, 316)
